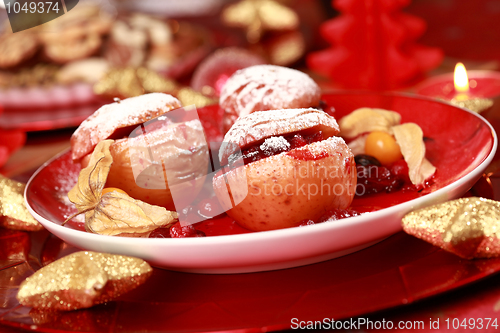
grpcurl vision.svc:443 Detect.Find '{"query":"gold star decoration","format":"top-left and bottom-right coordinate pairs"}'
top-left (0, 175), bottom-right (43, 231)
top-left (17, 251), bottom-right (152, 310)
top-left (402, 197), bottom-right (500, 259)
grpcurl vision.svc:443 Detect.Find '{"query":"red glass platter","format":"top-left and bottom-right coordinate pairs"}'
top-left (0, 92), bottom-right (497, 332)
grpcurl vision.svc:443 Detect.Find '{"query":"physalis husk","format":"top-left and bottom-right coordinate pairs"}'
top-left (66, 140), bottom-right (178, 236)
top-left (339, 108), bottom-right (436, 185)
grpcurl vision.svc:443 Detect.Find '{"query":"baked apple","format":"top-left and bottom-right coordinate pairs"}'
top-left (71, 93), bottom-right (208, 210)
top-left (213, 108), bottom-right (356, 231)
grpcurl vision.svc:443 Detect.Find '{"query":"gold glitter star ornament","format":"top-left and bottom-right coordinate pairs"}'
top-left (402, 197), bottom-right (500, 259)
top-left (17, 251), bottom-right (153, 311)
top-left (0, 175), bottom-right (43, 231)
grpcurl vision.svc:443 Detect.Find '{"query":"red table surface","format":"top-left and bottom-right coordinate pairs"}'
top-left (1, 222), bottom-right (500, 333)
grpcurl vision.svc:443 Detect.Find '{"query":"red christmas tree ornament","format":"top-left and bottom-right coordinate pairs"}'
top-left (307, 0), bottom-right (444, 90)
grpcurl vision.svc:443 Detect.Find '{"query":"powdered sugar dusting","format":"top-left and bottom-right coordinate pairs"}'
top-left (220, 65), bottom-right (321, 117)
top-left (219, 108), bottom-right (340, 163)
top-left (309, 136), bottom-right (345, 155)
top-left (71, 93), bottom-right (181, 160)
top-left (260, 136), bottom-right (290, 156)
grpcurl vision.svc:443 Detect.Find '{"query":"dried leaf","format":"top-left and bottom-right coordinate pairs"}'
top-left (339, 108), bottom-right (401, 139)
top-left (67, 139), bottom-right (177, 236)
top-left (86, 192), bottom-right (177, 236)
top-left (392, 123), bottom-right (436, 185)
top-left (346, 134), bottom-right (367, 156)
top-left (68, 140), bottom-right (114, 215)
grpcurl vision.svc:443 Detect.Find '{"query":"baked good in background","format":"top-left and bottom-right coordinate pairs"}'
top-left (103, 13), bottom-right (211, 77)
top-left (219, 64), bottom-right (321, 133)
top-left (0, 4), bottom-right (212, 109)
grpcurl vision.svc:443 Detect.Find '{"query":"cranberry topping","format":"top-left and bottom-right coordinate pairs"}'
top-left (234, 131), bottom-right (326, 165)
top-left (197, 197), bottom-right (224, 219)
top-left (354, 154), bottom-right (418, 196)
top-left (306, 131), bottom-right (324, 144)
top-left (149, 228), bottom-right (171, 238)
top-left (169, 222), bottom-right (206, 238)
top-left (298, 219), bottom-right (315, 227)
top-left (390, 159), bottom-right (411, 183)
top-left (289, 134), bottom-right (308, 149)
top-left (356, 164), bottom-right (404, 195)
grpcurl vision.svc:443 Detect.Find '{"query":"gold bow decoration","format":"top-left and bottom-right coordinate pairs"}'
top-left (222, 0), bottom-right (299, 43)
top-left (221, 0), bottom-right (305, 66)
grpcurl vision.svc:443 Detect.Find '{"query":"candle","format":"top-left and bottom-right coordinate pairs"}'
top-left (415, 63), bottom-right (499, 113)
top-left (453, 62), bottom-right (469, 100)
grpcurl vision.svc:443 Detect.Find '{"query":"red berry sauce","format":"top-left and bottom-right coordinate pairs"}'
top-left (147, 155), bottom-right (427, 237)
top-left (353, 154), bottom-right (433, 196)
top-left (149, 228), bottom-right (171, 238)
top-left (235, 131), bottom-right (326, 165)
top-left (168, 222), bottom-right (206, 238)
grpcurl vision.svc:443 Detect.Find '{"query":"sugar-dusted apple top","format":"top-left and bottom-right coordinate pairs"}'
top-left (71, 93), bottom-right (181, 161)
top-left (219, 65), bottom-right (321, 118)
top-left (219, 108), bottom-right (339, 165)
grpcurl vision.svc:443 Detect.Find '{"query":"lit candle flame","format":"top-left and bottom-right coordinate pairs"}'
top-left (454, 62), bottom-right (469, 93)
top-left (449, 62), bottom-right (494, 113)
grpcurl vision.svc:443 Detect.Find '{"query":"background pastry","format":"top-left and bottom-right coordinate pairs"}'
top-left (219, 64), bottom-right (321, 133)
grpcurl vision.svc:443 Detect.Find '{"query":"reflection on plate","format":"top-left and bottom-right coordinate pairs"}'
top-left (25, 92), bottom-right (496, 274)
top-left (0, 103), bottom-right (105, 132)
top-left (0, 83), bottom-right (97, 110)
top-left (0, 83), bottom-right (104, 132)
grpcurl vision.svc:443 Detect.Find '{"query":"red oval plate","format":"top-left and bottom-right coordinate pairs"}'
top-left (24, 92), bottom-right (496, 274)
